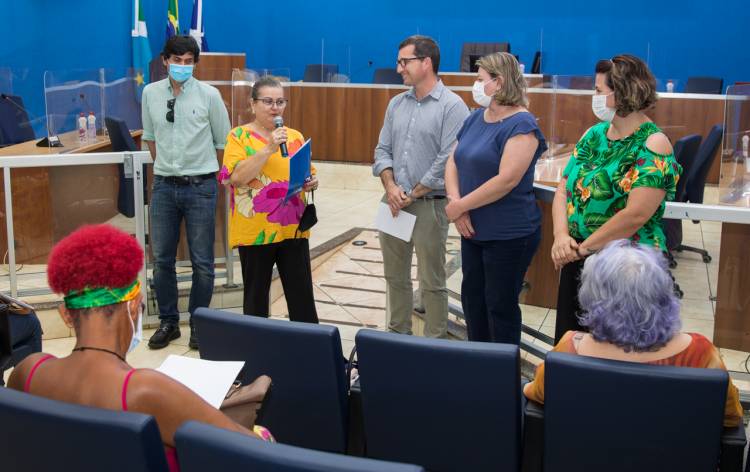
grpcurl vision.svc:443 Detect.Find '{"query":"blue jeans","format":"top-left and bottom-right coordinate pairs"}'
top-left (150, 175), bottom-right (217, 325)
top-left (460, 227), bottom-right (541, 345)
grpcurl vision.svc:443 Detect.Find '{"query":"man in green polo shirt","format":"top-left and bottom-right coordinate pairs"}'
top-left (141, 35), bottom-right (230, 350)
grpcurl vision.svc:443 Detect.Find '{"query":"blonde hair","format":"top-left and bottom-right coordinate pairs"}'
top-left (475, 52), bottom-right (528, 107)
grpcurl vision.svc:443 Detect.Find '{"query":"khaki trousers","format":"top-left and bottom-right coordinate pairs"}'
top-left (380, 197), bottom-right (449, 338)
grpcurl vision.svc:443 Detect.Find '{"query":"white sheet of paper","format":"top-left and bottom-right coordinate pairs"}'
top-left (156, 355), bottom-right (244, 409)
top-left (375, 202), bottom-right (417, 242)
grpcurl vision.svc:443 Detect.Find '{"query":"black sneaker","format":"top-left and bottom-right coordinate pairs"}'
top-left (189, 325), bottom-right (199, 350)
top-left (148, 323), bottom-right (181, 350)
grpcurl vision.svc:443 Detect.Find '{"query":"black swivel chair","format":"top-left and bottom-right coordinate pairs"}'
top-left (522, 352), bottom-right (746, 472)
top-left (0, 94), bottom-right (35, 145)
top-left (303, 64), bottom-right (339, 83)
top-left (460, 42), bottom-right (510, 72)
top-left (105, 116), bottom-right (148, 219)
top-left (531, 51), bottom-right (542, 74)
top-left (372, 68), bottom-right (402, 85)
top-left (685, 77), bottom-right (724, 94)
top-left (663, 134), bottom-right (702, 270)
top-left (671, 124), bottom-right (724, 262)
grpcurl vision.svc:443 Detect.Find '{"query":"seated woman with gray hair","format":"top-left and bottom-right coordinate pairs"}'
top-left (524, 239), bottom-right (742, 426)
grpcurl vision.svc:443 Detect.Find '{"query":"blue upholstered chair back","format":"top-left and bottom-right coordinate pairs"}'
top-left (105, 116), bottom-right (148, 217)
top-left (303, 64), bottom-right (339, 83)
top-left (105, 116), bottom-right (138, 152)
top-left (0, 387), bottom-right (168, 471)
top-left (0, 94), bottom-right (35, 145)
top-left (673, 133), bottom-right (703, 202)
top-left (356, 329), bottom-right (522, 472)
top-left (175, 421), bottom-right (425, 472)
top-left (372, 68), bottom-right (403, 85)
top-left (193, 308), bottom-right (349, 452)
top-left (543, 352), bottom-right (727, 472)
top-left (687, 124), bottom-right (723, 204)
top-left (685, 76), bottom-right (724, 94)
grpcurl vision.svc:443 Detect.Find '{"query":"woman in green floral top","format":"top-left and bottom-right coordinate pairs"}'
top-left (550, 55), bottom-right (682, 343)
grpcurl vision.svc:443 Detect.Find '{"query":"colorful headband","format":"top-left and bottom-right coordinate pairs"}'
top-left (64, 279), bottom-right (141, 310)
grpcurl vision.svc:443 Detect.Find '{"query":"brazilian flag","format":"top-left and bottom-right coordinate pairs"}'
top-left (166, 0), bottom-right (179, 39)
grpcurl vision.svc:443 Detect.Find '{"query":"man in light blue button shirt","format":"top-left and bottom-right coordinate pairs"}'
top-left (141, 36), bottom-right (230, 350)
top-left (372, 35), bottom-right (469, 338)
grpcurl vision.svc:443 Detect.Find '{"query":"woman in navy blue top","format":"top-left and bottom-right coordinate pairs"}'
top-left (445, 52), bottom-right (547, 344)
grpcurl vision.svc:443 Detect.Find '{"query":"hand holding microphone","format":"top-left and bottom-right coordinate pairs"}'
top-left (273, 116), bottom-right (289, 157)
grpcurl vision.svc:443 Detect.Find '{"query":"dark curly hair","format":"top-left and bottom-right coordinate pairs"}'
top-left (47, 224), bottom-right (144, 295)
top-left (595, 54), bottom-right (657, 117)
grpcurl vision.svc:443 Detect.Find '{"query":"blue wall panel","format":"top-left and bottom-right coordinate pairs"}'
top-left (1, 0), bottom-right (748, 135)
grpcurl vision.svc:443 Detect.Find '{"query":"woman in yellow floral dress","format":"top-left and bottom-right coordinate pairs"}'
top-left (550, 55), bottom-right (682, 342)
top-left (220, 76), bottom-right (318, 322)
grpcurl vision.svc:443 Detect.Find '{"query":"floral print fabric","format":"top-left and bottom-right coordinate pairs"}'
top-left (221, 126), bottom-right (312, 247)
top-left (563, 121), bottom-right (681, 250)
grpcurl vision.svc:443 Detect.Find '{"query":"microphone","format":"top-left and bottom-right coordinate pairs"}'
top-left (273, 116), bottom-right (288, 157)
top-left (1, 94), bottom-right (62, 147)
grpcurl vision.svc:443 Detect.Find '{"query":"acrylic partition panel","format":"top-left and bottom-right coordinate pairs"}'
top-left (230, 69), bottom-right (260, 128)
top-left (719, 85), bottom-right (750, 205)
top-left (256, 68), bottom-right (292, 82)
top-left (43, 69), bottom-right (106, 150)
top-left (547, 75), bottom-right (597, 159)
top-left (100, 68), bottom-right (144, 131)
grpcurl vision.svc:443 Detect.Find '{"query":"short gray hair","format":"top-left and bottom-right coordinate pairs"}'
top-left (578, 239), bottom-right (681, 352)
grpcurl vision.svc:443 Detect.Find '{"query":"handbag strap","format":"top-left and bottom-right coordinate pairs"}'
top-left (345, 345), bottom-right (357, 393)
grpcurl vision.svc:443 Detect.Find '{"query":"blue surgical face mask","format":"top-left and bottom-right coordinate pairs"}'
top-left (127, 302), bottom-right (143, 354)
top-left (169, 63), bottom-right (194, 83)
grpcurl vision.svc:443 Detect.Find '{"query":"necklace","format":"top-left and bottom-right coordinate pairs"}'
top-left (72, 346), bottom-right (126, 363)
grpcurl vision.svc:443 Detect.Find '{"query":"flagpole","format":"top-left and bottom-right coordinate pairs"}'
top-left (197, 0), bottom-right (202, 34)
top-left (133, 0), bottom-right (139, 32)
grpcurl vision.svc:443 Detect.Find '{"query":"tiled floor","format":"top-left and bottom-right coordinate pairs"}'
top-left (7, 168), bottom-right (750, 396)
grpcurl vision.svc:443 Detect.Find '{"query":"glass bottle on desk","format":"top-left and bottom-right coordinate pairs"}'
top-left (78, 113), bottom-right (87, 144)
top-left (87, 112), bottom-right (96, 142)
top-left (666, 80), bottom-right (674, 93)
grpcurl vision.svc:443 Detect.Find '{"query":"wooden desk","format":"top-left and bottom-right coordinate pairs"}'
top-left (0, 129), bottom-right (143, 263)
top-left (712, 160), bottom-right (750, 350)
top-left (440, 72), bottom-right (546, 88)
top-left (283, 83), bottom-right (727, 184)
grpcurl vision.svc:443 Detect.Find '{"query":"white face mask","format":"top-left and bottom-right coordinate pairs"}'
top-left (472, 79), bottom-right (494, 108)
top-left (592, 93), bottom-right (616, 122)
top-left (127, 302), bottom-right (143, 354)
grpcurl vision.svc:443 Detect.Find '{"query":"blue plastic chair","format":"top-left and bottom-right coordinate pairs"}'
top-left (175, 421), bottom-right (424, 472)
top-left (685, 76), bottom-right (724, 94)
top-left (356, 329), bottom-right (522, 472)
top-left (303, 64), bottom-right (339, 83)
top-left (522, 351), bottom-right (744, 472)
top-left (0, 387), bottom-right (168, 471)
top-left (194, 308), bottom-right (349, 452)
top-left (372, 68), bottom-right (403, 85)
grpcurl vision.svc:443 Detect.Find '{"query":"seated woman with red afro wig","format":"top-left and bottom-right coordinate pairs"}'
top-left (8, 225), bottom-right (271, 471)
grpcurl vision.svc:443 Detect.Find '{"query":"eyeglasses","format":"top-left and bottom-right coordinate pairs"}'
top-left (254, 97), bottom-right (288, 108)
top-left (396, 56), bottom-right (425, 67)
top-left (166, 98), bottom-right (175, 123)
